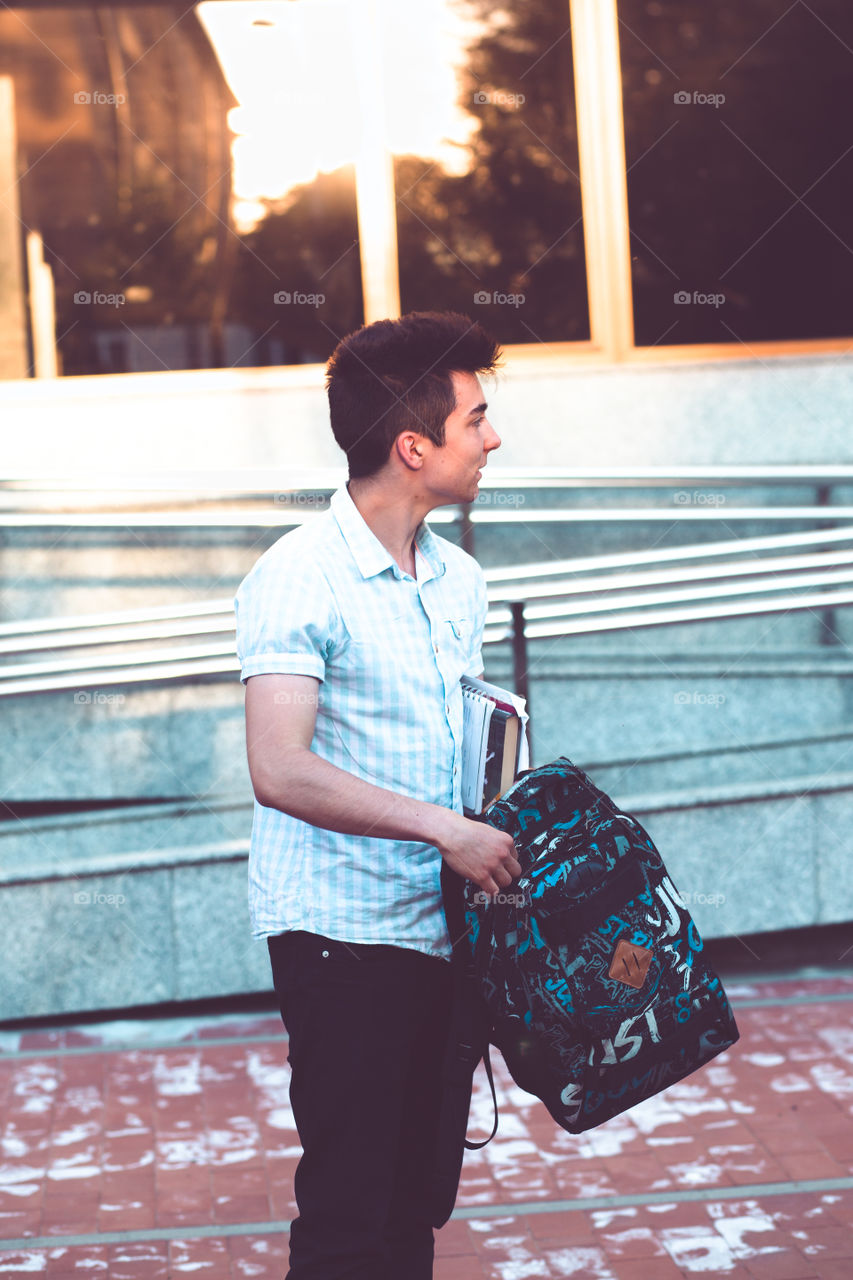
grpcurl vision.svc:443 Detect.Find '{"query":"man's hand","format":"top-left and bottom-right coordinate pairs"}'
top-left (433, 809), bottom-right (521, 896)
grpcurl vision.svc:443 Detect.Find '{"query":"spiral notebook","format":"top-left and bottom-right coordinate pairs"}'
top-left (461, 675), bottom-right (528, 816)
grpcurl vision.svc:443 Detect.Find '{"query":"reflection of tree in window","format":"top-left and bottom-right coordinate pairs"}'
top-left (395, 0), bottom-right (589, 345)
top-left (229, 169), bottom-right (363, 366)
top-left (0, 3), bottom-right (363, 374)
top-left (619, 0), bottom-right (853, 344)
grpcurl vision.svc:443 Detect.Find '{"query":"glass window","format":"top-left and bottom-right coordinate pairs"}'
top-left (0, 1), bottom-right (363, 377)
top-left (394, 0), bottom-right (590, 345)
top-left (619, 0), bottom-right (853, 345)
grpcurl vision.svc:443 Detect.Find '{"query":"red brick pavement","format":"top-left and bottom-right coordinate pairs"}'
top-left (1, 971), bottom-right (852, 1277)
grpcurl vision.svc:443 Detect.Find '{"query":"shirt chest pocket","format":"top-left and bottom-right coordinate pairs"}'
top-left (439, 615), bottom-right (475, 678)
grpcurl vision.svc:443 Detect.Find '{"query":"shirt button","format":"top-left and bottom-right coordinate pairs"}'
top-left (434, 643), bottom-right (439, 653)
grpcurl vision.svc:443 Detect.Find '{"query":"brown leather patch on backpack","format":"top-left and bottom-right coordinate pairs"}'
top-left (609, 938), bottom-right (653, 989)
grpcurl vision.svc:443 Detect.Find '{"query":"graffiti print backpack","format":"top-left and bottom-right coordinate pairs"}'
top-left (436, 755), bottom-right (739, 1192)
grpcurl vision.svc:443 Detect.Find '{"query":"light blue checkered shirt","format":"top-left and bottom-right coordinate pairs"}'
top-left (234, 484), bottom-right (488, 960)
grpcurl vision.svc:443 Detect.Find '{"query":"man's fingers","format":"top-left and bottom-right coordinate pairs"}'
top-left (494, 852), bottom-right (522, 882)
top-left (482, 866), bottom-right (517, 894)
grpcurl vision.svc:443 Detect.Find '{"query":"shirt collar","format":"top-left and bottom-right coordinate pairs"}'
top-left (329, 484), bottom-right (446, 583)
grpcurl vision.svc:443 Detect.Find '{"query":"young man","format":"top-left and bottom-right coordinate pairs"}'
top-left (234, 311), bottom-right (520, 1279)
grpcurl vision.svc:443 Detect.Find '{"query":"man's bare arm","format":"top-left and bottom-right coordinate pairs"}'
top-left (245, 672), bottom-right (520, 895)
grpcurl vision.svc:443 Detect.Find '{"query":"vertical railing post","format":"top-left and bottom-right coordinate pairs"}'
top-left (511, 601), bottom-right (530, 726)
top-left (816, 482), bottom-right (839, 646)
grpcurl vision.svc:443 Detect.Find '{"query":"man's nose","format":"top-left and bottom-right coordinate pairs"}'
top-left (484, 420), bottom-right (501, 451)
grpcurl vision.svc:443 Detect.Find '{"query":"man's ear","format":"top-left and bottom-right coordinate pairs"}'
top-left (395, 432), bottom-right (425, 470)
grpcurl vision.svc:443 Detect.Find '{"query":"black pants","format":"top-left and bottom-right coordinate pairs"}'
top-left (267, 928), bottom-right (455, 1280)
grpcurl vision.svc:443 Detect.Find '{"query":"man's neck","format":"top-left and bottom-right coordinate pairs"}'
top-left (346, 477), bottom-right (430, 578)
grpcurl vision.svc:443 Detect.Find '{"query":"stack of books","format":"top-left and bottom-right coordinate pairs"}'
top-left (461, 675), bottom-right (527, 816)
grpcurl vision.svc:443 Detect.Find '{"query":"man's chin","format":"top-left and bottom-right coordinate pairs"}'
top-left (428, 479), bottom-right (481, 507)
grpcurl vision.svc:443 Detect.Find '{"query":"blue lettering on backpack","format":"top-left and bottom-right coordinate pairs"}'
top-left (545, 975), bottom-right (573, 1011)
top-left (528, 914), bottom-right (547, 950)
top-left (553, 814), bottom-right (583, 830)
top-left (542, 865), bottom-right (569, 889)
top-left (598, 914), bottom-right (629, 939)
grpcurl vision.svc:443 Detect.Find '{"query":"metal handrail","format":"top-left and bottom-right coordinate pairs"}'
top-left (3, 569), bottom-right (853, 696)
top-left (3, 463), bottom-right (853, 497)
top-left (5, 545), bottom-right (853, 659)
top-left (1, 523), bottom-right (851, 642)
top-left (0, 654), bottom-right (240, 698)
top-left (3, 581), bottom-right (853, 698)
top-left (0, 598), bottom-right (232, 640)
top-left (3, 505), bottom-right (853, 528)
top-left (2, 525), bottom-right (853, 653)
top-left (0, 641), bottom-right (234, 682)
top-left (0, 464), bottom-right (851, 526)
top-left (6, 552), bottom-right (850, 660)
top-left (0, 616), bottom-right (235, 657)
top-left (483, 524), bottom-right (853, 582)
top-left (487, 587), bottom-right (853, 644)
top-left (488, 565), bottom-right (853, 627)
top-left (487, 547), bottom-right (853, 604)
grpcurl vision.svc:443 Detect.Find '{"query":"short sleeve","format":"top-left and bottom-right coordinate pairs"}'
top-left (464, 566), bottom-right (489, 678)
top-left (234, 541), bottom-right (340, 685)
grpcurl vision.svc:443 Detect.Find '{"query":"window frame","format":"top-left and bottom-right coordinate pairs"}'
top-left (364, 0), bottom-right (853, 366)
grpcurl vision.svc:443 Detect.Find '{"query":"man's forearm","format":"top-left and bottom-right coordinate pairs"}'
top-left (254, 747), bottom-right (457, 852)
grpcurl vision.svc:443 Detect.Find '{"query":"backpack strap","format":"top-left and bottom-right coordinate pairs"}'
top-left (464, 1043), bottom-right (498, 1150)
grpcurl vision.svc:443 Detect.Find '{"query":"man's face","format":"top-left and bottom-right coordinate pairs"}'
top-left (417, 370), bottom-right (501, 507)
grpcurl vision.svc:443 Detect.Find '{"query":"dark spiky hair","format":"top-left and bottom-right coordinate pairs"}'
top-left (325, 311), bottom-right (502, 479)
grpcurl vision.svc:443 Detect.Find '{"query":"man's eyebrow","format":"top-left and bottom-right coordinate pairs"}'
top-left (467, 402), bottom-right (488, 416)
